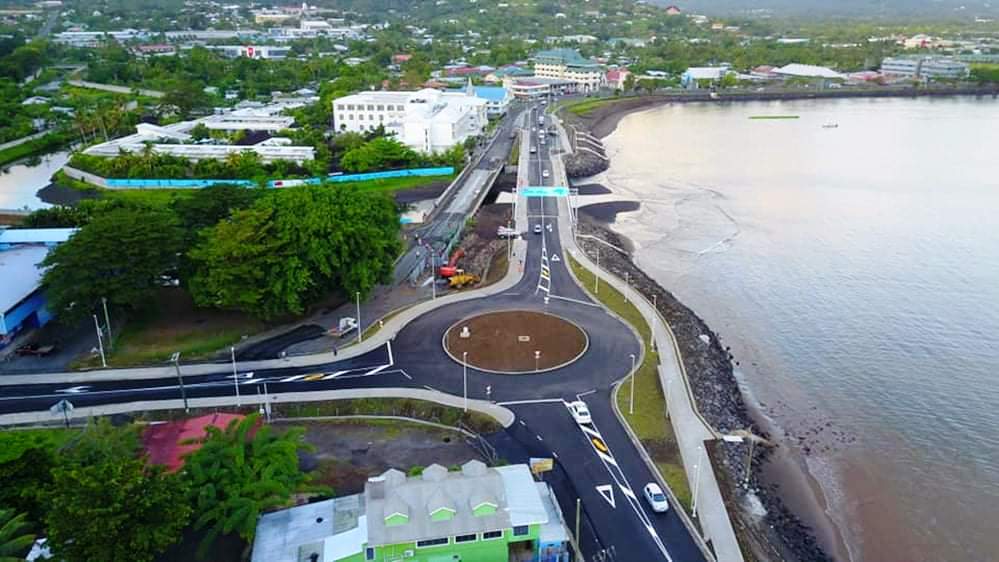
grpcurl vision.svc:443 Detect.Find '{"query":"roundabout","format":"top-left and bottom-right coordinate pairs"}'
top-left (443, 310), bottom-right (588, 373)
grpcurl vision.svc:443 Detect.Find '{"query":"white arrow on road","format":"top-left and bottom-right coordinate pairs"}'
top-left (56, 386), bottom-right (90, 394)
top-left (596, 484), bottom-right (616, 508)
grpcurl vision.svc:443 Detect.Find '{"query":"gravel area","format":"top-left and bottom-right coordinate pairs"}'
top-left (444, 310), bottom-right (586, 373)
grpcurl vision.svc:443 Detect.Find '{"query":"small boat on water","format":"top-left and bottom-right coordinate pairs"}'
top-left (822, 123), bottom-right (839, 128)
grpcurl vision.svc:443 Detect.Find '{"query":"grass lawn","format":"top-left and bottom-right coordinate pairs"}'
top-left (567, 255), bottom-right (693, 511)
top-left (562, 97), bottom-right (624, 117)
top-left (73, 288), bottom-right (264, 368)
top-left (333, 174), bottom-right (454, 194)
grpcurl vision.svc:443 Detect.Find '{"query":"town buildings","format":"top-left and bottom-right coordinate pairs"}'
top-left (251, 461), bottom-right (571, 562)
top-left (881, 56), bottom-right (970, 81)
top-left (471, 86), bottom-right (513, 117)
top-left (680, 66), bottom-right (732, 88)
top-left (332, 87), bottom-right (487, 154)
top-left (532, 49), bottom-right (604, 92)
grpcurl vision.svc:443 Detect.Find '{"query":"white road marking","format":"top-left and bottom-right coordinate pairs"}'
top-left (596, 484), bottom-right (616, 508)
top-left (56, 386), bottom-right (90, 394)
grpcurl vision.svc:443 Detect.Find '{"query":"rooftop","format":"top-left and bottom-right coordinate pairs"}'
top-left (471, 86), bottom-right (510, 102)
top-left (534, 48), bottom-right (600, 69)
top-left (142, 413), bottom-right (247, 472)
top-left (0, 245), bottom-right (49, 314)
top-left (251, 495), bottom-right (367, 562)
top-left (774, 63), bottom-right (845, 80)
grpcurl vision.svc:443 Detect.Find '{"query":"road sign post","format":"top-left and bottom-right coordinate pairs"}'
top-left (171, 352), bottom-right (189, 413)
top-left (50, 399), bottom-right (74, 428)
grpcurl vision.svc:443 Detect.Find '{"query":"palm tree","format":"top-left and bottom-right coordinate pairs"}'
top-left (0, 508), bottom-right (35, 562)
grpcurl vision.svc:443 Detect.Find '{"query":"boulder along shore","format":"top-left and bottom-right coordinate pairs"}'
top-left (563, 97), bottom-right (839, 562)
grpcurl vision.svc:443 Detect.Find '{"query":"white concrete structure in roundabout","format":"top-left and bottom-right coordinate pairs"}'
top-left (332, 86), bottom-right (487, 154)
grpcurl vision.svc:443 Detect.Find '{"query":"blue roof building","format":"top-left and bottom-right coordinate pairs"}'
top-left (472, 86), bottom-right (512, 117)
top-left (0, 228), bottom-right (77, 352)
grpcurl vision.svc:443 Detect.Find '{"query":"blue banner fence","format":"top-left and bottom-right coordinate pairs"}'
top-left (98, 167), bottom-right (455, 190)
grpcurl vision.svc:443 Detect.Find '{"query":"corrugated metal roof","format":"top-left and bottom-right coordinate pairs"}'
top-left (0, 246), bottom-right (48, 315)
top-left (0, 228), bottom-right (77, 245)
top-left (496, 465), bottom-right (549, 527)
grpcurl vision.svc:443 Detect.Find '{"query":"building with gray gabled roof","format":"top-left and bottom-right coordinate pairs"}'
top-left (251, 460), bottom-right (571, 562)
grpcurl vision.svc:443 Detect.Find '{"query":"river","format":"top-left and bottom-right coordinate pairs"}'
top-left (0, 150), bottom-right (70, 210)
top-left (596, 96), bottom-right (999, 562)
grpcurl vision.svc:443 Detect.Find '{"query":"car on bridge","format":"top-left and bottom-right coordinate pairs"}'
top-left (533, 224), bottom-right (543, 235)
top-left (543, 169), bottom-right (550, 178)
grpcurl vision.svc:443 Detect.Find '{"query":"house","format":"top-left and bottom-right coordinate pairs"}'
top-left (532, 48), bottom-right (604, 92)
top-left (605, 68), bottom-right (632, 90)
top-left (664, 5), bottom-right (682, 15)
top-left (332, 88), bottom-right (487, 153)
top-left (0, 228), bottom-right (77, 353)
top-left (469, 85), bottom-right (512, 117)
top-left (250, 461), bottom-right (571, 562)
top-left (392, 54), bottom-right (412, 65)
top-left (680, 66), bottom-right (731, 89)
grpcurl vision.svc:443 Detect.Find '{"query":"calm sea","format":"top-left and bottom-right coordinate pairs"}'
top-left (599, 96), bottom-right (999, 562)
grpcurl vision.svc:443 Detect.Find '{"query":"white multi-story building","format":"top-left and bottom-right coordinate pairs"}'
top-left (332, 88), bottom-right (487, 154)
top-left (532, 49), bottom-right (604, 92)
top-left (881, 56), bottom-right (970, 81)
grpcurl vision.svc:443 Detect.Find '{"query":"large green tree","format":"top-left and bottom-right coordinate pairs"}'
top-left (182, 415), bottom-right (320, 553)
top-left (44, 420), bottom-right (191, 562)
top-left (189, 185), bottom-right (401, 318)
top-left (40, 206), bottom-right (184, 322)
top-left (0, 508), bottom-right (35, 562)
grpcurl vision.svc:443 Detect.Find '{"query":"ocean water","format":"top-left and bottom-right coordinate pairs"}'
top-left (598, 96), bottom-right (999, 562)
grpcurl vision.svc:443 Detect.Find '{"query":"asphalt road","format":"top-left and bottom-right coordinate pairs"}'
top-left (2, 102), bottom-right (707, 562)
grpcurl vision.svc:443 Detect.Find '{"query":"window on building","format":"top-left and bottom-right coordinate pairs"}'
top-left (367, 104), bottom-right (374, 110)
top-left (482, 530), bottom-right (503, 540)
top-left (455, 534), bottom-right (476, 544)
top-left (416, 537), bottom-right (449, 548)
top-left (347, 104), bottom-right (354, 110)
top-left (513, 526), bottom-right (529, 537)
top-left (377, 104), bottom-right (384, 111)
top-left (365, 547), bottom-right (375, 560)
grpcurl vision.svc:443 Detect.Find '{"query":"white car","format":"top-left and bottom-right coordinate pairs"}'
top-left (643, 483), bottom-right (670, 513)
top-left (542, 170), bottom-right (550, 178)
top-left (567, 401), bottom-right (591, 424)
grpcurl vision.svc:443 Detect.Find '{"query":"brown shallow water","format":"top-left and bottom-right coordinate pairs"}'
top-left (595, 96), bottom-right (999, 562)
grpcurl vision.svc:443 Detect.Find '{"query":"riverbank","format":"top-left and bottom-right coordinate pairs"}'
top-left (560, 99), bottom-right (849, 561)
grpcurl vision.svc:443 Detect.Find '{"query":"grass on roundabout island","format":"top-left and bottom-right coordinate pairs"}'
top-left (567, 254), bottom-right (693, 512)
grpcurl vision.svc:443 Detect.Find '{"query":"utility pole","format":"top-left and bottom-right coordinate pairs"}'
top-left (575, 498), bottom-right (581, 545)
top-left (430, 249), bottom-right (436, 300)
top-left (230, 346), bottom-right (241, 407)
top-left (629, 353), bottom-right (636, 415)
top-left (171, 352), bottom-right (189, 413)
top-left (92, 314), bottom-right (106, 368)
top-left (462, 351), bottom-right (469, 412)
top-left (101, 297), bottom-right (112, 349)
top-left (356, 291), bottom-right (362, 344)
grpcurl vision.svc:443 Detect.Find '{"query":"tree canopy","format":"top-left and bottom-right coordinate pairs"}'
top-left (189, 185), bottom-right (401, 318)
top-left (182, 414), bottom-right (319, 553)
top-left (40, 205), bottom-right (184, 322)
top-left (44, 420), bottom-right (191, 562)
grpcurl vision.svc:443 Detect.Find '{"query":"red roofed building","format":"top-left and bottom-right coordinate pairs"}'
top-left (605, 68), bottom-right (631, 90)
top-left (392, 54), bottom-right (412, 65)
top-left (142, 413), bottom-right (247, 472)
top-left (664, 5), bottom-right (682, 15)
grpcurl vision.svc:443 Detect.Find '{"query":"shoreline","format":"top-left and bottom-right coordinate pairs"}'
top-left (562, 97), bottom-right (854, 561)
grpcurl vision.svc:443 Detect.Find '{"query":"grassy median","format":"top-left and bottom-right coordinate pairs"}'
top-left (567, 255), bottom-right (692, 511)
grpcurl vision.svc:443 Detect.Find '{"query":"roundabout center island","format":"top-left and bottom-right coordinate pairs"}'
top-left (443, 310), bottom-right (588, 374)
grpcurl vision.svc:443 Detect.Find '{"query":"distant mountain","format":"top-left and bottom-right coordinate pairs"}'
top-left (653, 0), bottom-right (999, 19)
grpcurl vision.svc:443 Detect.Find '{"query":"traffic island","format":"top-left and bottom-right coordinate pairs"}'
top-left (443, 310), bottom-right (588, 374)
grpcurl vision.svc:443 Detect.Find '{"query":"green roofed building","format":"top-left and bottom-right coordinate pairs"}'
top-left (251, 460), bottom-right (571, 562)
top-left (532, 49), bottom-right (604, 92)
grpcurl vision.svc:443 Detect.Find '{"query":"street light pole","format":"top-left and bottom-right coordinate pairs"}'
top-left (230, 346), bottom-right (241, 407)
top-left (92, 314), bottom-right (106, 368)
top-left (692, 446), bottom-right (704, 518)
top-left (430, 249), bottom-right (436, 300)
top-left (356, 291), bottom-right (362, 344)
top-left (101, 297), bottom-right (112, 349)
top-left (594, 245), bottom-right (600, 295)
top-left (171, 352), bottom-right (189, 413)
top-left (629, 353), bottom-right (636, 415)
top-left (535, 350), bottom-right (541, 372)
top-left (462, 351), bottom-right (468, 412)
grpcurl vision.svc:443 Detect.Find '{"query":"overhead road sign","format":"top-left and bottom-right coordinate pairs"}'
top-left (522, 186), bottom-right (569, 197)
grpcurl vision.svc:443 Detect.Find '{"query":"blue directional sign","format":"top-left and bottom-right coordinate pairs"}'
top-left (522, 186), bottom-right (569, 197)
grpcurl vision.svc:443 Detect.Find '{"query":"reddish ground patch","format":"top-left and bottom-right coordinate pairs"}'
top-left (445, 310), bottom-right (586, 373)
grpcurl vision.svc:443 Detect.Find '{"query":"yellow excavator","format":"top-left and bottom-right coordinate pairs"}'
top-left (449, 272), bottom-right (481, 289)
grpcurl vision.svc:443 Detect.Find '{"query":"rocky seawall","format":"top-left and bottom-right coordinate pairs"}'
top-left (562, 98), bottom-right (838, 562)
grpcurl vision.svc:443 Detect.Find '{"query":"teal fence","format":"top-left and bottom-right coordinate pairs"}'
top-left (269, 167), bottom-right (454, 188)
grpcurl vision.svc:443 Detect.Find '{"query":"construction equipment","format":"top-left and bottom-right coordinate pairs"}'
top-left (449, 273), bottom-right (481, 289)
top-left (439, 248), bottom-right (465, 277)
